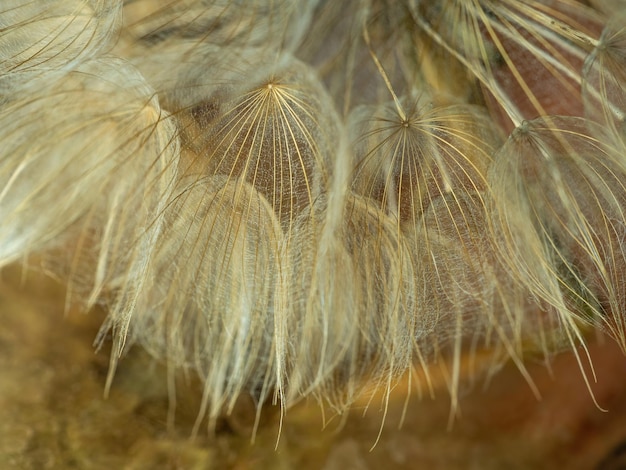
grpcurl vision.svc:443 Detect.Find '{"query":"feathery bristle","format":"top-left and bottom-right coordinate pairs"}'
top-left (121, 0), bottom-right (315, 52)
top-left (350, 96), bottom-right (500, 222)
top-left (181, 55), bottom-right (340, 227)
top-left (0, 57), bottom-right (178, 288)
top-left (125, 175), bottom-right (282, 428)
top-left (411, 0), bottom-right (604, 128)
top-left (489, 116), bottom-right (626, 349)
top-left (0, 1), bottom-right (121, 73)
top-left (583, 17), bottom-right (626, 140)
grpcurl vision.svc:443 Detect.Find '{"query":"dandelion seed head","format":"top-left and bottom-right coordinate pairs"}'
top-left (2, 0), bottom-right (626, 443)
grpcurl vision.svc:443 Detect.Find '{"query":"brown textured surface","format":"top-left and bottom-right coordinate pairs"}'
top-left (2, 266), bottom-right (626, 469)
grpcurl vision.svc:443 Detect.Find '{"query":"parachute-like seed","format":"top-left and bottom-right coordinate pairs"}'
top-left (583, 16), bottom-right (626, 142)
top-left (178, 54), bottom-right (341, 228)
top-left (0, 0), bottom-right (121, 74)
top-left (409, 191), bottom-right (553, 417)
top-left (282, 192), bottom-right (418, 409)
top-left (350, 96), bottom-right (499, 224)
top-left (0, 57), bottom-right (179, 310)
top-left (119, 41), bottom-right (341, 227)
top-left (125, 175), bottom-right (282, 432)
top-left (489, 116), bottom-right (626, 360)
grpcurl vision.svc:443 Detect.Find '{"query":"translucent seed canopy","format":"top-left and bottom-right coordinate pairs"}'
top-left (0, 57), bottom-right (179, 278)
top-left (583, 17), bottom-right (626, 141)
top-left (128, 175), bottom-right (283, 418)
top-left (0, 0), bottom-right (121, 73)
top-left (350, 95), bottom-right (499, 223)
top-left (489, 116), bottom-right (626, 348)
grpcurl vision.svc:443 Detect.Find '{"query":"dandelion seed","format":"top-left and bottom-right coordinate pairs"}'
top-left (120, 175), bottom-right (282, 432)
top-left (283, 192), bottom-right (418, 409)
top-left (0, 57), bottom-right (179, 298)
top-left (489, 116), bottom-right (626, 354)
top-left (350, 96), bottom-right (499, 223)
top-left (583, 16), bottom-right (626, 141)
top-left (0, 0), bottom-right (121, 74)
top-left (190, 55), bottom-right (340, 228)
top-left (422, 196), bottom-right (547, 373)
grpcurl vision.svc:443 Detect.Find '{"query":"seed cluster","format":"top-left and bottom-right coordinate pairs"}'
top-left (1, 0), bottom-right (625, 430)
